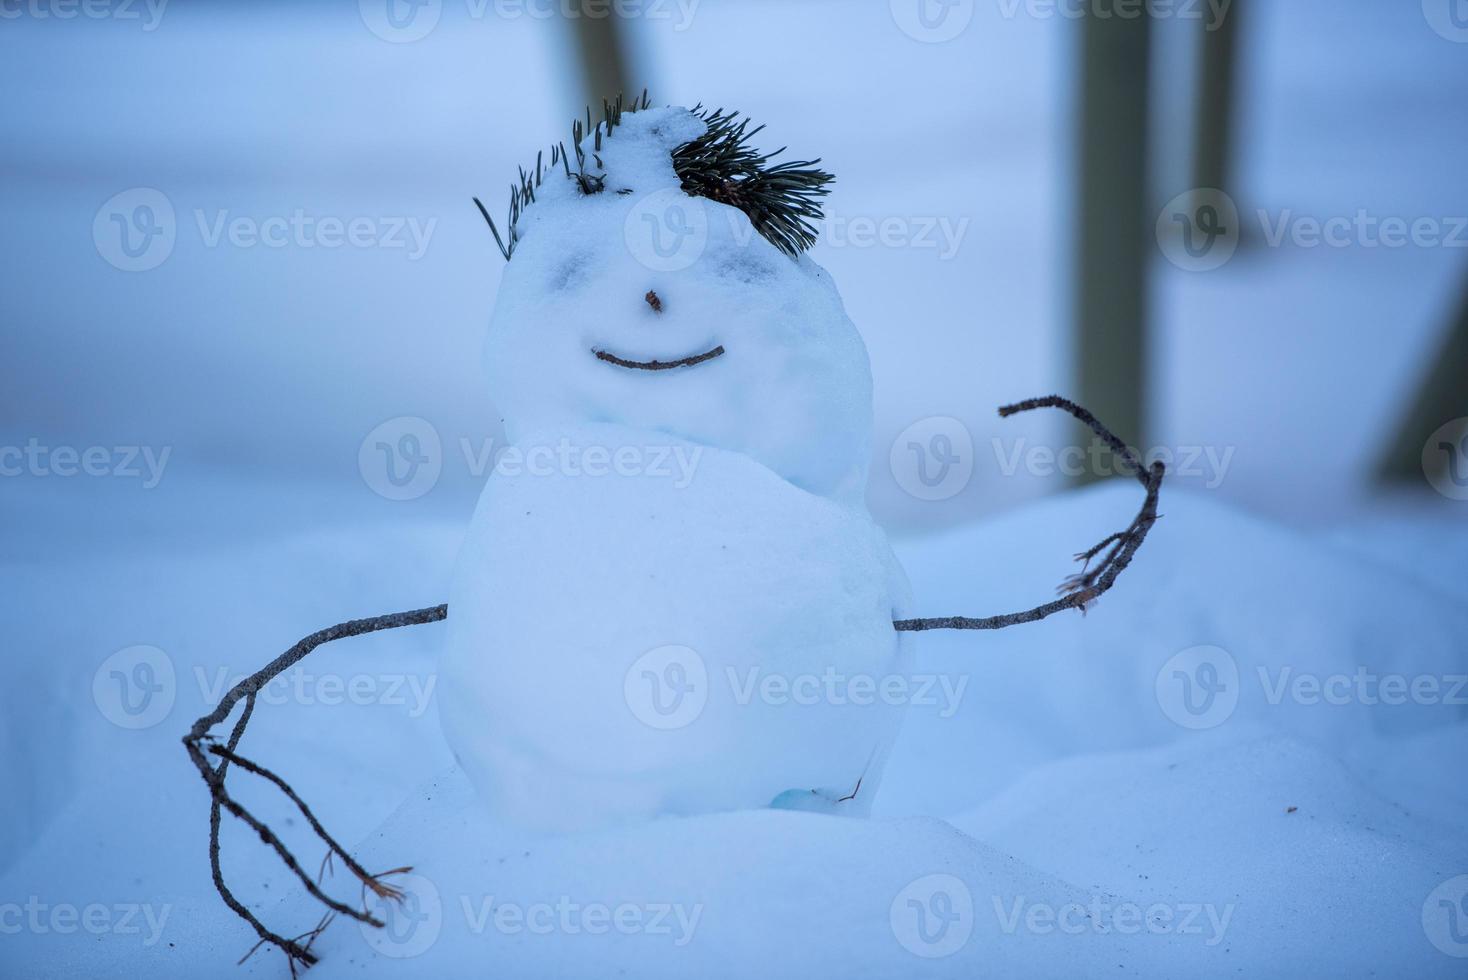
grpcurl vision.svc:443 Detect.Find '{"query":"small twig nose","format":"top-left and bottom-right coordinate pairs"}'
top-left (645, 290), bottom-right (663, 314)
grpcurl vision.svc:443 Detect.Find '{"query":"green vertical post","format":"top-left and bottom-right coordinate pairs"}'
top-left (569, 13), bottom-right (633, 113)
top-left (1191, 1), bottom-right (1240, 196)
top-left (1377, 277), bottom-right (1468, 486)
top-left (1074, 4), bottom-right (1153, 477)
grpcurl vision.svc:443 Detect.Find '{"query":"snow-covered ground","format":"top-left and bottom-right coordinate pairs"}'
top-left (1, 479), bottom-right (1465, 977)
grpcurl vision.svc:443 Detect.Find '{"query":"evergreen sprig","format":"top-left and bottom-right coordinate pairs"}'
top-left (474, 94), bottom-right (835, 262)
top-left (674, 106), bottom-right (834, 257)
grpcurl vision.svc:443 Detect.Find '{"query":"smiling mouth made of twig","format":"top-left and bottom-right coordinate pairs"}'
top-left (592, 345), bottom-right (726, 371)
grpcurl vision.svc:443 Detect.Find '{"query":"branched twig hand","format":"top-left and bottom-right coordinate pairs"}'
top-left (183, 605), bottom-right (446, 969)
top-left (184, 396), bottom-right (1159, 970)
top-left (893, 395), bottom-right (1163, 631)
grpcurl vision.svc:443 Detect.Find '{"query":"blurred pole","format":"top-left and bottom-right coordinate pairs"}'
top-left (1377, 275), bottom-right (1468, 484)
top-left (1074, 4), bottom-right (1153, 479)
top-left (1190, 2), bottom-right (1240, 196)
top-left (569, 13), bottom-right (634, 112)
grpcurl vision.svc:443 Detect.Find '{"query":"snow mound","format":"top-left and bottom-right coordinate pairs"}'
top-left (297, 766), bottom-right (1207, 980)
top-left (881, 483), bottom-right (1468, 815)
top-left (954, 731), bottom-right (1468, 978)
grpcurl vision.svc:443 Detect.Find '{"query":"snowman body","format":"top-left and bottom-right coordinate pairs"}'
top-left (440, 108), bottom-right (915, 832)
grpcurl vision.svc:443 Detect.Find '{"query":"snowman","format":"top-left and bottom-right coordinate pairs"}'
top-left (439, 97), bottom-right (918, 833)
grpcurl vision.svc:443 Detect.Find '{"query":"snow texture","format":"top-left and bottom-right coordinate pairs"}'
top-left (441, 425), bottom-right (913, 832)
top-left (1, 484), bottom-right (1466, 978)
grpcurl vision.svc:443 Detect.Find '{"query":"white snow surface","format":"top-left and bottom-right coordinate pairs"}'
top-left (441, 424), bottom-right (913, 831)
top-left (0, 483), bottom-right (1465, 978)
top-left (482, 107), bottom-right (876, 504)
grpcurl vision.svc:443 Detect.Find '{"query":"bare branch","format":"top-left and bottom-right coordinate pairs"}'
top-left (184, 604), bottom-right (447, 968)
top-left (893, 395), bottom-right (1163, 632)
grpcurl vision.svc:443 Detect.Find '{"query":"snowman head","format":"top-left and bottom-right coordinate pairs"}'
top-left (478, 98), bottom-right (874, 503)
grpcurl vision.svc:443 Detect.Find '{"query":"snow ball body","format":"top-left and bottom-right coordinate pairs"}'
top-left (442, 107), bottom-right (913, 831)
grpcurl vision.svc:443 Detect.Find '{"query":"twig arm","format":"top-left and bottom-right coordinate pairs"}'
top-left (183, 604), bottom-right (447, 968)
top-left (893, 395), bottom-right (1163, 632)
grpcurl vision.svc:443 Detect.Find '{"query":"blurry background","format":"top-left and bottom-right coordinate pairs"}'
top-left (3, 6), bottom-right (1468, 971)
top-left (4, 0), bottom-right (1466, 563)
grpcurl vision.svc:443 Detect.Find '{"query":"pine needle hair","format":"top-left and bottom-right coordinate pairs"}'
top-left (473, 91), bottom-right (836, 261)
